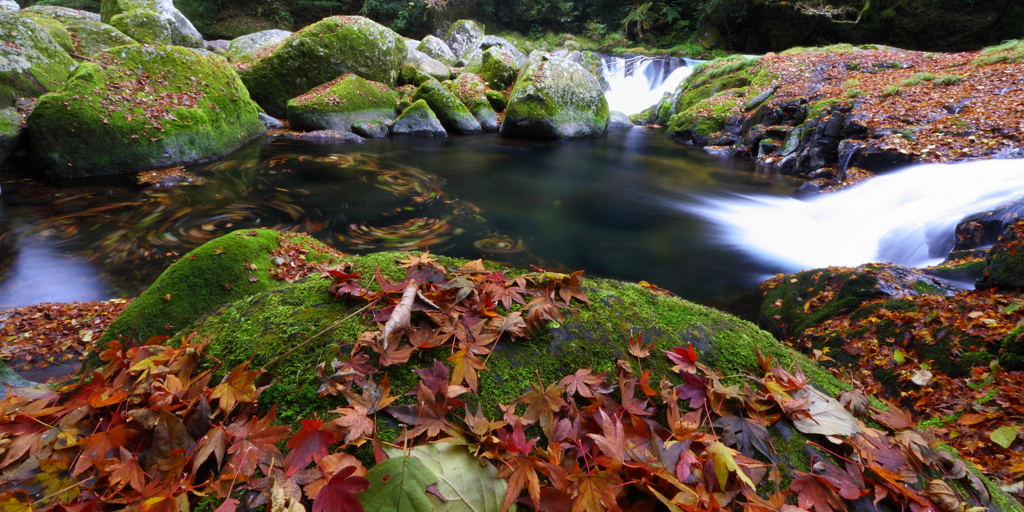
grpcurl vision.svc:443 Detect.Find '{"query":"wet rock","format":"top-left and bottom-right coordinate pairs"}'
top-left (953, 198), bottom-right (1024, 252)
top-left (978, 220), bottom-right (1024, 289)
top-left (390, 99), bottom-right (447, 137)
top-left (0, 11), bottom-right (77, 107)
top-left (351, 119), bottom-right (389, 138)
top-left (468, 96), bottom-right (497, 132)
top-left (849, 144), bottom-right (915, 173)
top-left (443, 19), bottom-right (483, 61)
top-left (500, 52), bottom-right (609, 140)
top-left (101, 0), bottom-right (203, 47)
top-left (239, 16), bottom-right (406, 117)
top-left (609, 111), bottom-right (633, 128)
top-left (281, 130), bottom-right (363, 143)
top-left (286, 73), bottom-right (398, 133)
top-left (258, 112), bottom-right (284, 129)
top-left (412, 80), bottom-right (481, 134)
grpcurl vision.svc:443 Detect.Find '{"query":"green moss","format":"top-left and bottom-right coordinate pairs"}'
top-left (28, 44), bottom-right (265, 177)
top-left (478, 46), bottom-right (517, 90)
top-left (18, 14), bottom-right (75, 53)
top-left (780, 43), bottom-right (858, 55)
top-left (500, 52), bottom-right (609, 140)
top-left (411, 79), bottom-right (480, 134)
top-left (1001, 325), bottom-right (1024, 371)
top-left (239, 16), bottom-right (406, 117)
top-left (973, 40), bottom-right (1024, 66)
top-left (286, 73), bottom-right (398, 132)
top-left (109, 8), bottom-right (170, 45)
top-left (64, 19), bottom-right (137, 57)
top-left (0, 11), bottom-right (77, 107)
top-left (484, 89), bottom-right (506, 112)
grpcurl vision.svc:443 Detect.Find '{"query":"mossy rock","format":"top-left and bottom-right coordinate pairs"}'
top-left (101, 0), bottom-right (202, 47)
top-left (17, 12), bottom-right (75, 53)
top-left (468, 95), bottom-right (497, 132)
top-left (500, 52), bottom-right (609, 140)
top-left (978, 220), bottom-right (1024, 289)
top-left (207, 15), bottom-right (289, 40)
top-left (416, 35), bottom-right (456, 67)
top-left (20, 5), bottom-right (101, 24)
top-left (442, 19), bottom-right (484, 61)
top-left (1002, 325), bottom-right (1024, 371)
top-left (484, 89), bottom-right (505, 112)
top-left (460, 35), bottom-right (526, 72)
top-left (404, 49), bottom-right (451, 83)
top-left (412, 79), bottom-right (481, 135)
top-left (64, 19), bottom-right (137, 56)
top-left (664, 56), bottom-right (768, 143)
top-left (478, 46), bottom-right (517, 90)
top-left (446, 72), bottom-right (486, 106)
top-left (28, 44), bottom-right (265, 178)
top-left (239, 16), bottom-right (406, 117)
top-left (0, 107), bottom-right (23, 165)
top-left (759, 263), bottom-right (957, 340)
top-left (225, 29), bottom-right (290, 68)
top-left (94, 229), bottom-right (348, 359)
top-left (286, 73), bottom-right (398, 133)
top-left (0, 11), bottom-right (77, 108)
top-left (389, 99), bottom-right (446, 137)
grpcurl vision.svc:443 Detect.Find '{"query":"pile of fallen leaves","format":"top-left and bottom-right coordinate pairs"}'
top-left (0, 299), bottom-right (131, 373)
top-left (0, 252), bottom-right (1003, 512)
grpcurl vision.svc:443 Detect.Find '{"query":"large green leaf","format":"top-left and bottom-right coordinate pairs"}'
top-left (384, 444), bottom-right (508, 512)
top-left (357, 455), bottom-right (439, 512)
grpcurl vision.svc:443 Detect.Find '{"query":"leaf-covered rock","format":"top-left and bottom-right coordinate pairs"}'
top-left (224, 28), bottom-right (291, 68)
top-left (239, 16), bottom-right (406, 117)
top-left (0, 11), bottom-right (76, 107)
top-left (412, 80), bottom-right (481, 135)
top-left (28, 44), bottom-right (265, 178)
top-left (286, 73), bottom-right (399, 133)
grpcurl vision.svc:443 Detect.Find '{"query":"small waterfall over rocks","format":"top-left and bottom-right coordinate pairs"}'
top-left (599, 55), bottom-right (699, 115)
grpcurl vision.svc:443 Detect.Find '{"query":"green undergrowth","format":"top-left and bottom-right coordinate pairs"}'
top-left (973, 39), bottom-right (1024, 66)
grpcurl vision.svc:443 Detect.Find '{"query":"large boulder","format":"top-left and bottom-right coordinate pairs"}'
top-left (978, 220), bottom-right (1024, 289)
top-left (64, 19), bottom-right (138, 57)
top-left (100, 0), bottom-right (203, 47)
top-left (17, 11), bottom-right (75, 53)
top-left (500, 52), bottom-right (609, 140)
top-left (460, 35), bottom-right (526, 71)
top-left (20, 5), bottom-right (101, 23)
top-left (411, 80), bottom-right (481, 135)
top-left (390, 99), bottom-right (446, 137)
top-left (0, 0), bottom-right (17, 13)
top-left (467, 96), bottom-right (497, 132)
top-left (225, 29), bottom-right (291, 67)
top-left (286, 73), bottom-right (399, 133)
top-left (416, 35), bottom-right (456, 66)
top-left (404, 49), bottom-right (451, 82)
top-left (0, 12), bottom-right (77, 108)
top-left (239, 16), bottom-right (406, 117)
top-left (478, 46), bottom-right (517, 90)
top-left (28, 45), bottom-right (265, 178)
top-left (447, 72), bottom-right (486, 105)
top-left (442, 19), bottom-right (483, 61)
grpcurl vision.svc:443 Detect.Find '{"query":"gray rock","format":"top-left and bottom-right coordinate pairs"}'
top-left (468, 96), bottom-right (497, 132)
top-left (500, 52), bottom-right (609, 140)
top-left (0, 12), bottom-right (77, 107)
top-left (225, 29), bottom-right (291, 64)
top-left (258, 112), bottom-right (284, 129)
top-left (404, 49), bottom-right (451, 81)
top-left (352, 120), bottom-right (389, 138)
top-left (608, 110), bottom-right (633, 128)
top-left (281, 130), bottom-right (364, 143)
top-left (412, 80), bottom-right (481, 135)
top-left (22, 5), bottom-right (101, 23)
top-left (102, 0), bottom-right (204, 48)
top-left (416, 35), bottom-right (457, 66)
top-left (390, 99), bottom-right (446, 137)
top-left (404, 38), bottom-right (420, 53)
top-left (205, 39), bottom-right (230, 52)
top-left (64, 19), bottom-right (137, 57)
top-left (0, 0), bottom-right (18, 13)
top-left (478, 46), bottom-right (517, 90)
top-left (0, 107), bottom-right (23, 165)
top-left (443, 19), bottom-right (484, 61)
top-left (461, 35), bottom-right (526, 72)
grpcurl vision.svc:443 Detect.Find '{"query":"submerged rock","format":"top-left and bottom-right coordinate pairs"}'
top-left (287, 73), bottom-right (398, 133)
top-left (500, 52), bottom-right (609, 140)
top-left (28, 45), bottom-right (265, 178)
top-left (64, 19), bottom-right (137, 57)
top-left (412, 80), bottom-right (481, 135)
top-left (239, 16), bottom-right (406, 117)
top-left (443, 19), bottom-right (483, 61)
top-left (101, 0), bottom-right (203, 47)
top-left (0, 12), bottom-right (77, 107)
top-left (416, 35), bottom-right (456, 66)
top-left (390, 99), bottom-right (446, 137)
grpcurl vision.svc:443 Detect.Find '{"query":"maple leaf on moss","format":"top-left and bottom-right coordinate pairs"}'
top-left (210, 362), bottom-right (261, 415)
top-left (790, 471), bottom-right (847, 512)
top-left (559, 369), bottom-right (611, 399)
top-left (331, 405), bottom-right (375, 444)
top-left (284, 418), bottom-right (339, 477)
top-left (519, 376), bottom-right (566, 438)
top-left (226, 406), bottom-right (291, 476)
top-left (567, 468), bottom-right (621, 512)
top-left (448, 341), bottom-right (488, 393)
top-left (312, 465), bottom-right (369, 512)
top-left (627, 332), bottom-right (653, 359)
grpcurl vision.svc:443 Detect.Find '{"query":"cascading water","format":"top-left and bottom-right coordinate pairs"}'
top-left (600, 55), bottom-right (700, 115)
top-left (685, 159), bottom-right (1024, 272)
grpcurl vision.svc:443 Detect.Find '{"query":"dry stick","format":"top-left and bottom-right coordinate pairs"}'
top-left (264, 303), bottom-right (372, 369)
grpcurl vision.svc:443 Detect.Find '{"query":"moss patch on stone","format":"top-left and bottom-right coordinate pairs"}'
top-left (18, 13), bottom-right (75, 53)
top-left (286, 73), bottom-right (398, 132)
top-left (412, 79), bottom-right (481, 134)
top-left (28, 44), bottom-right (265, 177)
top-left (0, 11), bottom-right (77, 107)
top-left (64, 19), bottom-right (136, 56)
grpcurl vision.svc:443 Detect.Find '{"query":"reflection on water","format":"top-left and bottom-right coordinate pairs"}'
top-left (0, 129), bottom-right (804, 316)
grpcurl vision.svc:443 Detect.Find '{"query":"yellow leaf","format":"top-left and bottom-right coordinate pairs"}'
top-left (704, 441), bottom-right (754, 490)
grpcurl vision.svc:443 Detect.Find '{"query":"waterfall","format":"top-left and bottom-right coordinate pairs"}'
top-left (600, 55), bottom-right (699, 115)
top-left (685, 159), bottom-right (1024, 272)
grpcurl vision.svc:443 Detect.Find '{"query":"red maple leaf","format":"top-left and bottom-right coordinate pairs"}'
top-left (284, 418), bottom-right (339, 477)
top-left (312, 465), bottom-right (369, 512)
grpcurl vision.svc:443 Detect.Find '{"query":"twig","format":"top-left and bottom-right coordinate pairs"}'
top-left (265, 303), bottom-right (372, 369)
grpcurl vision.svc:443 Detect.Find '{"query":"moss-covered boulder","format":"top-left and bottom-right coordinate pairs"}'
top-left (759, 263), bottom-right (957, 341)
top-left (416, 35), bottom-right (456, 66)
top-left (95, 229), bottom-right (347, 353)
top-left (0, 0), bottom-right (18, 13)
top-left (478, 46), bottom-right (517, 90)
top-left (403, 49), bottom-right (451, 82)
top-left (0, 12), bottom-right (76, 108)
top-left (978, 220), bottom-right (1024, 289)
top-left (17, 12), bottom-right (75, 53)
top-left (28, 44), bottom-right (265, 177)
top-left (21, 5), bottom-right (101, 24)
top-left (447, 72), bottom-right (486, 105)
top-left (0, 107), bottom-right (23, 165)
top-left (64, 19), bottom-right (137, 57)
top-left (500, 52), bottom-right (609, 140)
top-left (389, 99), bottom-right (446, 137)
top-left (412, 79), bottom-right (481, 135)
top-left (460, 35), bottom-right (526, 71)
top-left (239, 16), bottom-right (406, 117)
top-left (224, 28), bottom-right (290, 67)
top-left (484, 89), bottom-right (505, 112)
top-left (101, 0), bottom-right (202, 47)
top-left (207, 15), bottom-right (290, 40)
top-left (442, 19), bottom-right (483, 61)
top-left (468, 96), bottom-right (497, 132)
top-left (286, 73), bottom-right (398, 133)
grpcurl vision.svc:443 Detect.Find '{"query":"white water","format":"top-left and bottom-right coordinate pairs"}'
top-left (601, 56), bottom-right (699, 115)
top-left (687, 159), bottom-right (1024, 272)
